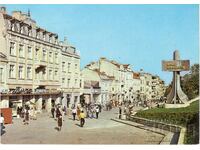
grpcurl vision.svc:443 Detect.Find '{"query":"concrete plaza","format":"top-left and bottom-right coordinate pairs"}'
top-left (1, 108), bottom-right (165, 144)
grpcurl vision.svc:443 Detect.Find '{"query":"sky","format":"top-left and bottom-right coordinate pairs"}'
top-left (3, 4), bottom-right (199, 84)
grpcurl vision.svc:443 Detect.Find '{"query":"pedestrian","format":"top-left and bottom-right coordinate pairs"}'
top-left (0, 113), bottom-right (5, 136)
top-left (95, 106), bottom-right (99, 119)
top-left (33, 106), bottom-right (37, 120)
top-left (98, 104), bottom-right (102, 113)
top-left (57, 115), bottom-right (62, 131)
top-left (90, 106), bottom-right (94, 119)
top-left (17, 107), bottom-right (20, 118)
top-left (119, 106), bottom-right (122, 119)
top-left (21, 107), bottom-right (25, 118)
top-left (24, 108), bottom-right (29, 125)
top-left (80, 110), bottom-right (85, 127)
top-left (29, 107), bottom-right (34, 120)
top-left (72, 107), bottom-right (76, 121)
top-left (63, 106), bottom-right (67, 116)
top-left (86, 106), bottom-right (89, 118)
top-left (51, 106), bottom-right (55, 118)
top-left (56, 106), bottom-right (61, 120)
top-left (77, 107), bottom-right (80, 121)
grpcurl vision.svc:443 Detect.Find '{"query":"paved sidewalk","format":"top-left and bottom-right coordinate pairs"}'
top-left (1, 108), bottom-right (164, 144)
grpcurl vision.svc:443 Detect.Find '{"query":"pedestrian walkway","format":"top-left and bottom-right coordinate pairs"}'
top-left (1, 108), bottom-right (164, 144)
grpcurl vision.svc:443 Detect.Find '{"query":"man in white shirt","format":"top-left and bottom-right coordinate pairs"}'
top-left (0, 113), bottom-right (5, 135)
top-left (95, 106), bottom-right (99, 119)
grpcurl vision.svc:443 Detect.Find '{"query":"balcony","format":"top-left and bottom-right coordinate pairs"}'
top-left (35, 60), bottom-right (47, 69)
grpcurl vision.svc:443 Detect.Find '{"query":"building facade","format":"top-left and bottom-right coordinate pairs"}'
top-left (0, 7), bottom-right (81, 114)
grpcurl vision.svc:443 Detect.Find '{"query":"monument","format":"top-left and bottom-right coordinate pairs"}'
top-left (162, 50), bottom-right (190, 108)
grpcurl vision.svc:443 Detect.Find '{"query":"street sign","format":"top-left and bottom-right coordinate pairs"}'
top-left (162, 60), bottom-right (190, 71)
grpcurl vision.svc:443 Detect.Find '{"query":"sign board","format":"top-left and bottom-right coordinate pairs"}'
top-left (162, 60), bottom-right (190, 71)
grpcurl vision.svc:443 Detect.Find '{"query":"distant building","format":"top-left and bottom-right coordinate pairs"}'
top-left (139, 71), bottom-right (166, 102)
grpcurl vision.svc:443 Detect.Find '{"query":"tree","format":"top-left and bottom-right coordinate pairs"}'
top-left (181, 64), bottom-right (199, 99)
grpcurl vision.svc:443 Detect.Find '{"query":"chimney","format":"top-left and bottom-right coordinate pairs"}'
top-left (64, 36), bottom-right (68, 45)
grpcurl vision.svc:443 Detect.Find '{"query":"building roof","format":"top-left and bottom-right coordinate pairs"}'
top-left (132, 72), bottom-right (140, 79)
top-left (92, 69), bottom-right (115, 80)
top-left (3, 12), bottom-right (58, 37)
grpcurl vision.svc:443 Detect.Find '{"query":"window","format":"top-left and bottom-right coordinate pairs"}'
top-left (75, 79), bottom-right (77, 87)
top-left (68, 63), bottom-right (71, 73)
top-left (55, 53), bottom-right (58, 63)
top-left (49, 36), bottom-right (52, 43)
top-left (80, 80), bottom-right (82, 88)
top-left (67, 78), bottom-right (70, 87)
top-left (75, 64), bottom-right (78, 73)
top-left (43, 34), bottom-right (46, 41)
top-left (10, 42), bottom-right (15, 56)
top-left (49, 69), bottom-right (53, 80)
top-left (35, 48), bottom-right (39, 60)
top-left (62, 78), bottom-right (65, 84)
top-left (62, 62), bottom-right (65, 72)
top-left (19, 44), bottom-right (24, 57)
top-left (27, 46), bottom-right (32, 59)
top-left (36, 32), bottom-right (39, 39)
top-left (20, 26), bottom-right (24, 34)
top-left (18, 66), bottom-right (24, 79)
top-left (42, 49), bottom-right (46, 61)
top-left (54, 70), bottom-right (58, 80)
top-left (0, 68), bottom-right (3, 82)
top-left (27, 66), bottom-right (32, 79)
top-left (28, 29), bottom-right (32, 36)
top-left (9, 65), bottom-right (15, 78)
top-left (49, 52), bottom-right (53, 63)
top-left (42, 69), bottom-right (46, 80)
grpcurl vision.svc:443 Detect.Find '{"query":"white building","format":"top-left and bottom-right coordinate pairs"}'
top-left (0, 7), bottom-right (81, 114)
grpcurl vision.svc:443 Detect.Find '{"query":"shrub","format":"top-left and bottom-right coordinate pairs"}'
top-left (135, 101), bottom-right (199, 144)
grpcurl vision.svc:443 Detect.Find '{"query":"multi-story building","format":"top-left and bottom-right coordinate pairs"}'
top-left (82, 57), bottom-right (141, 105)
top-left (139, 70), bottom-right (165, 103)
top-left (59, 38), bottom-right (81, 108)
top-left (81, 67), bottom-right (113, 105)
top-left (0, 7), bottom-right (81, 114)
top-left (151, 75), bottom-right (165, 100)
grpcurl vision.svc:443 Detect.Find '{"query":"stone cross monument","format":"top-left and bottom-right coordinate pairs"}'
top-left (162, 50), bottom-right (190, 105)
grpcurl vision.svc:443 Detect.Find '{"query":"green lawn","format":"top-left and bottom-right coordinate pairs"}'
top-left (135, 100), bottom-right (199, 144)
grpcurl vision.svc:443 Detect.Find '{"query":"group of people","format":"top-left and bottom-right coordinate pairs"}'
top-left (17, 105), bottom-right (37, 125)
top-left (85, 104), bottom-right (101, 119)
top-left (50, 103), bottom-right (102, 130)
top-left (118, 103), bottom-right (134, 120)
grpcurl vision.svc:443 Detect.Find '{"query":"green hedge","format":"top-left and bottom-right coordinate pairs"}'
top-left (135, 101), bottom-right (199, 144)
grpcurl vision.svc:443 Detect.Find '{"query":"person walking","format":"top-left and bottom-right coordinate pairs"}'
top-left (56, 106), bottom-right (61, 120)
top-left (119, 106), bottom-right (122, 119)
top-left (77, 107), bottom-right (80, 121)
top-left (24, 108), bottom-right (30, 125)
top-left (80, 110), bottom-right (85, 127)
top-left (51, 106), bottom-right (55, 118)
top-left (63, 106), bottom-right (67, 116)
top-left (86, 106), bottom-right (89, 118)
top-left (57, 114), bottom-right (62, 131)
top-left (98, 104), bottom-right (102, 113)
top-left (72, 107), bottom-right (76, 121)
top-left (0, 113), bottom-right (5, 136)
top-left (95, 106), bottom-right (99, 119)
